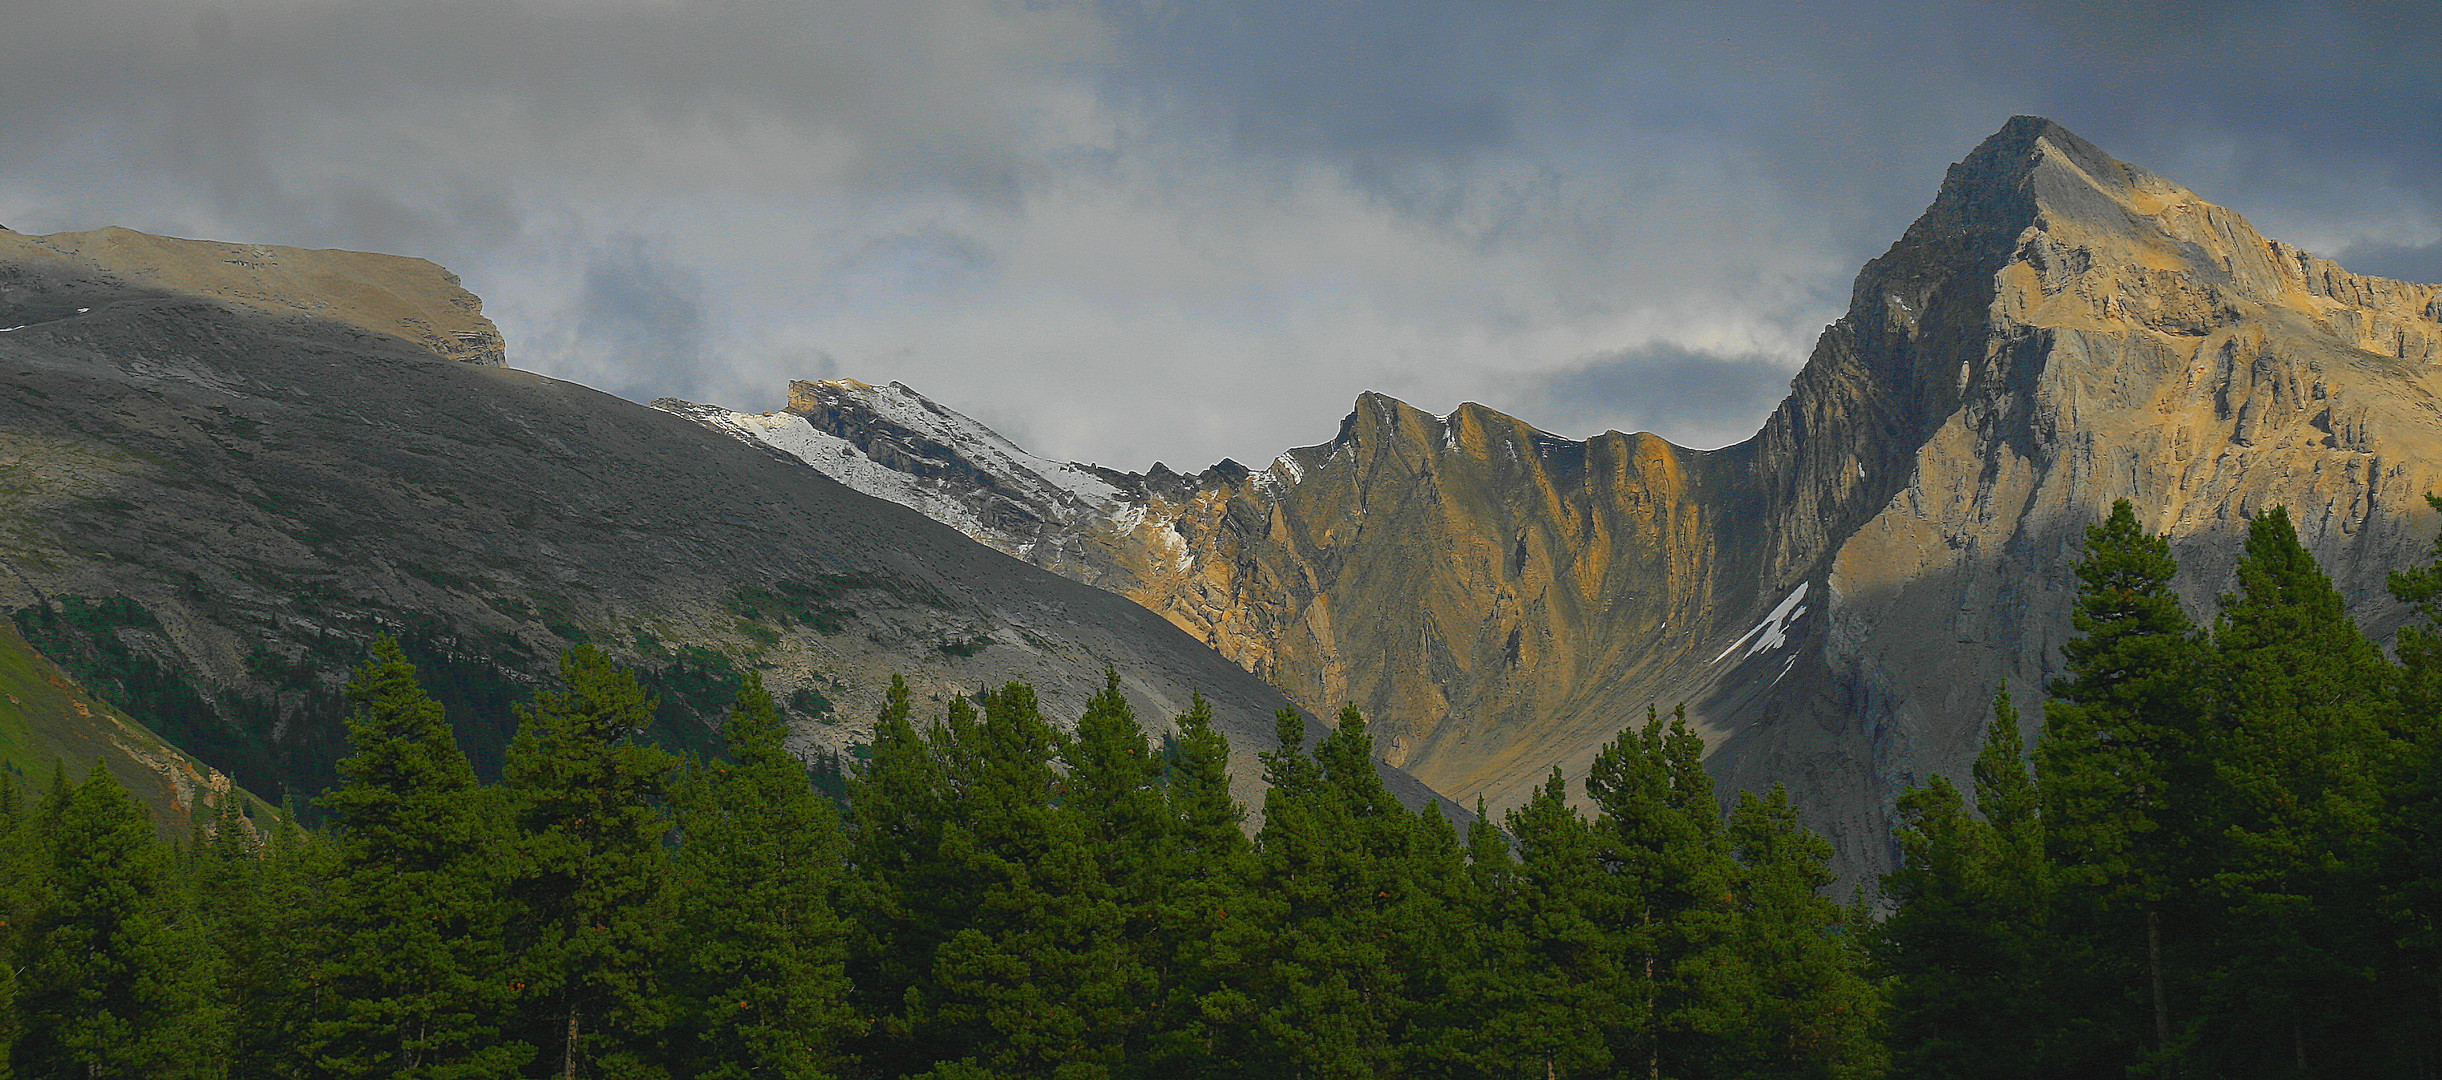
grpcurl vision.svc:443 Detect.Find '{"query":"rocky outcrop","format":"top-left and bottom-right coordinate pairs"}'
top-left (675, 118), bottom-right (2442, 879)
top-left (0, 226), bottom-right (507, 365)
top-left (1729, 118), bottom-right (2442, 871)
top-left (669, 381), bottom-right (1775, 818)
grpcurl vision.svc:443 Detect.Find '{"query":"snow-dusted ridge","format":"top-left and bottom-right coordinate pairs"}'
top-left (654, 380), bottom-right (1133, 558)
top-left (826, 380), bottom-right (1127, 512)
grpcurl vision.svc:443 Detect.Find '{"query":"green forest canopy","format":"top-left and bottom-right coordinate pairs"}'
top-left (1, 499), bottom-right (2438, 1078)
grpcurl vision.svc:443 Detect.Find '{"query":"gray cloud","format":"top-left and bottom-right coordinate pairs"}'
top-left (0, 0), bottom-right (2433, 470)
top-left (1506, 346), bottom-right (1799, 451)
top-left (578, 240), bottom-right (708, 371)
top-left (2340, 241), bottom-right (2442, 287)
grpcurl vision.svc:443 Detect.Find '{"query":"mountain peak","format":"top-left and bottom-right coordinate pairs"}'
top-left (1964, 116), bottom-right (2130, 190)
top-left (1886, 116), bottom-right (2163, 256)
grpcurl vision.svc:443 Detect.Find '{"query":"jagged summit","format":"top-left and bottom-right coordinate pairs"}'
top-left (670, 119), bottom-right (2442, 882)
top-left (1956, 116), bottom-right (2143, 200)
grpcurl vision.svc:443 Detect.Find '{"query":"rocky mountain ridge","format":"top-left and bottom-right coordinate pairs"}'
top-left (0, 228), bottom-right (1456, 818)
top-left (666, 117), bottom-right (2442, 875)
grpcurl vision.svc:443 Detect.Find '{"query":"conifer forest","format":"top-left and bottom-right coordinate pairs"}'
top-left (5, 498), bottom-right (2441, 1079)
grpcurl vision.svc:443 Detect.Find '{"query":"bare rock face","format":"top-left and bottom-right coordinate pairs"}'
top-left (673, 117), bottom-right (2442, 880)
top-left (1732, 118), bottom-right (2442, 871)
top-left (670, 377), bottom-right (1768, 821)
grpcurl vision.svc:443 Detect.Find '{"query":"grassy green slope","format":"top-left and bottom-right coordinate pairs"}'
top-left (0, 619), bottom-right (270, 838)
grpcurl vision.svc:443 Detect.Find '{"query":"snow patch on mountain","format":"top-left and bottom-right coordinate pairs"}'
top-left (654, 383), bottom-right (1132, 558)
top-left (1710, 582), bottom-right (1811, 664)
top-left (836, 380), bottom-right (1126, 512)
top-left (655, 400), bottom-right (995, 538)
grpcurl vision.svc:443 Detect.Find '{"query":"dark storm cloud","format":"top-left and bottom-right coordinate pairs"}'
top-left (0, 0), bottom-right (2435, 468)
top-left (2340, 241), bottom-right (2442, 287)
top-left (1092, 0), bottom-right (2442, 245)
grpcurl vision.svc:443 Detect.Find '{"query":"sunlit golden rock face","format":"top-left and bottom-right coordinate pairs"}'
top-left (681, 118), bottom-right (2442, 879)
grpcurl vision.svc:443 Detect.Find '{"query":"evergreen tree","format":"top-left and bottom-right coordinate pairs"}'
top-left (198, 790), bottom-right (330, 1080)
top-left (1468, 768), bottom-right (1624, 1080)
top-left (1720, 784), bottom-right (1885, 1079)
top-left (1878, 774), bottom-right (1990, 1078)
top-left (2196, 506), bottom-right (2397, 1075)
top-left (840, 677), bottom-right (962, 1079)
top-left (2035, 498), bottom-right (2204, 1070)
top-left (2386, 493), bottom-right (2442, 1074)
top-left (1236, 705), bottom-right (1465, 1079)
top-left (1142, 694), bottom-right (1256, 1078)
top-left (665, 672), bottom-right (858, 1080)
top-left (500, 645), bottom-right (677, 1079)
top-left (1880, 689), bottom-right (2050, 1079)
top-left (1051, 673), bottom-right (1168, 1073)
top-left (919, 682), bottom-right (1138, 1079)
top-left (0, 769), bottom-right (27, 1074)
top-left (310, 636), bottom-right (526, 1079)
top-left (11, 763), bottom-right (227, 1079)
top-left (1585, 704), bottom-right (1738, 1078)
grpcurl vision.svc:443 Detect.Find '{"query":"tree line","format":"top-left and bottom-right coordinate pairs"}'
top-left (2, 496), bottom-right (2438, 1078)
top-left (0, 653), bottom-right (1879, 1077)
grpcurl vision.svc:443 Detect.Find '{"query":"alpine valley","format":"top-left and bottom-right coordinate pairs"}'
top-left (657, 117), bottom-right (2442, 876)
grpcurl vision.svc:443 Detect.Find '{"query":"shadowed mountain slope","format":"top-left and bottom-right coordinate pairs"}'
top-left (0, 227), bottom-right (1456, 817)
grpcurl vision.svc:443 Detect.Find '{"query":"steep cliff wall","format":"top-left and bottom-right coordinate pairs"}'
top-left (1712, 119), bottom-right (2442, 870)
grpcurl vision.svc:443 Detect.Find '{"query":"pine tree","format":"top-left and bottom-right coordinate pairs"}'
top-left (198, 790), bottom-right (330, 1080)
top-left (1468, 768), bottom-right (1624, 1080)
top-left (2386, 493), bottom-right (2442, 1074)
top-left (1880, 689), bottom-right (2051, 1079)
top-left (1052, 673), bottom-right (1168, 1072)
top-left (2197, 506), bottom-right (2398, 1074)
top-left (500, 644), bottom-right (677, 1080)
top-left (1142, 694), bottom-right (1256, 1078)
top-left (1879, 775), bottom-right (1988, 1079)
top-left (1236, 704), bottom-right (1464, 1078)
top-left (665, 672), bottom-right (858, 1080)
top-left (918, 682), bottom-right (1138, 1078)
top-left (1585, 704), bottom-right (1738, 1078)
top-left (309, 636), bottom-right (527, 1079)
top-left (840, 677), bottom-right (962, 1079)
top-left (2035, 498), bottom-right (2204, 1070)
top-left (11, 763), bottom-right (227, 1078)
top-left (0, 768), bottom-right (27, 1072)
top-left (1720, 784), bottom-right (1886, 1079)
top-left (1970, 689), bottom-right (2046, 1077)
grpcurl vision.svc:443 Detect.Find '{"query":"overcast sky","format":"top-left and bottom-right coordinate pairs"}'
top-left (5, 1), bottom-right (2437, 469)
